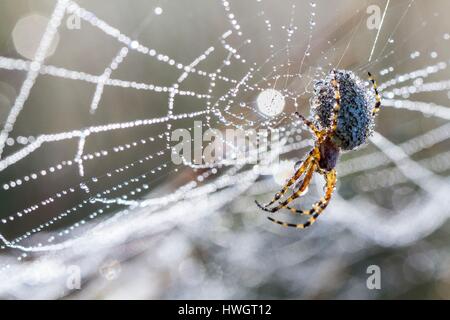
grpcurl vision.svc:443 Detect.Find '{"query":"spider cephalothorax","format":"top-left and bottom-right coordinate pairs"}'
top-left (256, 69), bottom-right (381, 229)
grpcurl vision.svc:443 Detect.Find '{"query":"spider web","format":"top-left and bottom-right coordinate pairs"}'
top-left (0, 0), bottom-right (449, 299)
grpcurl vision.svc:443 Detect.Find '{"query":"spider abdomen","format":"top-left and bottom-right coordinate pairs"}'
top-left (311, 70), bottom-right (375, 151)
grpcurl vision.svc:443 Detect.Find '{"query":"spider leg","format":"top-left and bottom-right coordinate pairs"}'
top-left (255, 171), bottom-right (310, 214)
top-left (329, 69), bottom-right (341, 134)
top-left (285, 169), bottom-right (337, 215)
top-left (274, 172), bottom-right (330, 216)
top-left (266, 169), bottom-right (337, 229)
top-left (294, 112), bottom-right (321, 137)
top-left (256, 162), bottom-right (317, 213)
top-left (368, 72), bottom-right (381, 116)
top-left (256, 150), bottom-right (314, 208)
top-left (284, 205), bottom-right (313, 215)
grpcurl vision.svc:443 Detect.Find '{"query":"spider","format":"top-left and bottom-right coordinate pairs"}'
top-left (255, 69), bottom-right (381, 229)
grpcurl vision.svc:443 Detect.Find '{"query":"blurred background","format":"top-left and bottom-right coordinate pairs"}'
top-left (0, 0), bottom-right (449, 299)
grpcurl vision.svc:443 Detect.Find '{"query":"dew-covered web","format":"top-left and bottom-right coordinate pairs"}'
top-left (0, 0), bottom-right (449, 298)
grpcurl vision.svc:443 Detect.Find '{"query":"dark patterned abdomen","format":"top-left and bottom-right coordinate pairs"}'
top-left (311, 70), bottom-right (375, 151)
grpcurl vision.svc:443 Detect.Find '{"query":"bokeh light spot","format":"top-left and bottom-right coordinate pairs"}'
top-left (12, 14), bottom-right (60, 60)
top-left (256, 88), bottom-right (285, 117)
